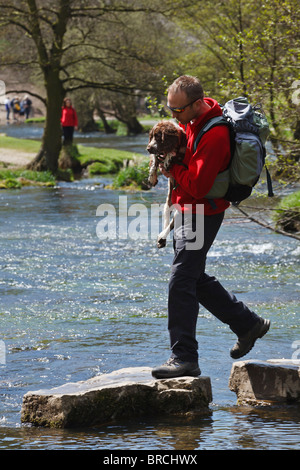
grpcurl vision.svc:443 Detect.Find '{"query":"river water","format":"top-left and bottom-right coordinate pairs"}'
top-left (0, 125), bottom-right (300, 450)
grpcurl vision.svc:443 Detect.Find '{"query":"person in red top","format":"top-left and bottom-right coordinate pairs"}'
top-left (61, 98), bottom-right (78, 145)
top-left (152, 75), bottom-right (270, 379)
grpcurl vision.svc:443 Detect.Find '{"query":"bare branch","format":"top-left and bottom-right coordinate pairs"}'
top-left (233, 205), bottom-right (300, 241)
top-left (6, 89), bottom-right (46, 105)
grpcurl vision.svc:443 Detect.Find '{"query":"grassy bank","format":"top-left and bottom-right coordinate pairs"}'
top-left (0, 135), bottom-right (147, 189)
top-left (110, 161), bottom-right (150, 191)
top-left (0, 135), bottom-right (55, 188)
top-left (0, 169), bottom-right (56, 189)
top-left (0, 135), bottom-right (41, 153)
top-left (75, 144), bottom-right (146, 175)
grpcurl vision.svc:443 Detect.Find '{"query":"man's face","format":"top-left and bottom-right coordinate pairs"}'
top-left (167, 90), bottom-right (202, 125)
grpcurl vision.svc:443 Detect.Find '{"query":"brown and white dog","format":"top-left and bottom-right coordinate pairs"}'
top-left (147, 120), bottom-right (187, 248)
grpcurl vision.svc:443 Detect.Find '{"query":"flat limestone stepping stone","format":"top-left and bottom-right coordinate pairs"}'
top-left (21, 367), bottom-right (212, 428)
top-left (229, 359), bottom-right (300, 405)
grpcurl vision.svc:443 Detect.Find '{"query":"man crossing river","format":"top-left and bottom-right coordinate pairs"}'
top-left (151, 75), bottom-right (270, 379)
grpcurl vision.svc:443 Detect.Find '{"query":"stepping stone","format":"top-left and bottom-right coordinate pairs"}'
top-left (21, 367), bottom-right (212, 428)
top-left (229, 359), bottom-right (300, 405)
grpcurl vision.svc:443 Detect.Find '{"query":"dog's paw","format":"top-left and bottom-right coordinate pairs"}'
top-left (157, 237), bottom-right (166, 249)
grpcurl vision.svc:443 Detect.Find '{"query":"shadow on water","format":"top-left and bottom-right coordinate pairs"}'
top-left (1, 405), bottom-right (300, 450)
top-left (0, 127), bottom-right (300, 449)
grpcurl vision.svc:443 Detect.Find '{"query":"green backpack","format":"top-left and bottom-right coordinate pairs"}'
top-left (193, 97), bottom-right (274, 204)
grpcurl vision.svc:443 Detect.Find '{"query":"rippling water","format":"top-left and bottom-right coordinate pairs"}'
top-left (0, 174), bottom-right (300, 450)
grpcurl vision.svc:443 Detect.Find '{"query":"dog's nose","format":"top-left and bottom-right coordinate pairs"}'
top-left (147, 144), bottom-right (156, 153)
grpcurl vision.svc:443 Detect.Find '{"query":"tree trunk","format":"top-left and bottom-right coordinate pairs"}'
top-left (294, 118), bottom-right (300, 141)
top-left (28, 72), bottom-right (65, 173)
top-left (111, 93), bottom-right (144, 135)
top-left (74, 89), bottom-right (99, 133)
top-left (96, 106), bottom-right (115, 134)
top-left (125, 117), bottom-right (143, 135)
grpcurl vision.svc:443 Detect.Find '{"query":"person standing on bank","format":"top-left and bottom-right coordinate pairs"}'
top-left (22, 95), bottom-right (32, 120)
top-left (4, 97), bottom-right (11, 121)
top-left (61, 98), bottom-right (78, 145)
top-left (151, 75), bottom-right (270, 379)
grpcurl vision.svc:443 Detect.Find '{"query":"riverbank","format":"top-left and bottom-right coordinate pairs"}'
top-left (0, 134), bottom-right (147, 188)
top-left (0, 136), bottom-right (52, 188)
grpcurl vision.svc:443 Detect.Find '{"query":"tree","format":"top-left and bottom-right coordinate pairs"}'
top-left (0, 0), bottom-right (189, 172)
top-left (175, 0), bottom-right (299, 141)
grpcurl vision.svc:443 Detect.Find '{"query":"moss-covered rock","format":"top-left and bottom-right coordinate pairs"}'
top-left (0, 169), bottom-right (56, 189)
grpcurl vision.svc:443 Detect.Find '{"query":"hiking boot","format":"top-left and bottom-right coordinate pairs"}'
top-left (151, 357), bottom-right (201, 379)
top-left (230, 318), bottom-right (270, 359)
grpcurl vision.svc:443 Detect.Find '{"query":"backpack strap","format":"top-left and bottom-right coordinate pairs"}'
top-left (193, 116), bottom-right (230, 153)
top-left (192, 116), bottom-right (233, 209)
top-left (265, 164), bottom-right (274, 197)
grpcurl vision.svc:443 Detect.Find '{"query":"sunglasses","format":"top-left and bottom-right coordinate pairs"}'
top-left (167, 97), bottom-right (200, 113)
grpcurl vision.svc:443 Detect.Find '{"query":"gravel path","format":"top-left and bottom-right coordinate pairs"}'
top-left (0, 148), bottom-right (35, 167)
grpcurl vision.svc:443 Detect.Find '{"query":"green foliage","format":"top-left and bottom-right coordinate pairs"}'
top-left (0, 178), bottom-right (22, 189)
top-left (1, 0), bottom-right (298, 180)
top-left (112, 161), bottom-right (150, 190)
top-left (273, 191), bottom-right (300, 233)
top-left (172, 0), bottom-right (299, 182)
top-left (76, 146), bottom-right (141, 175)
top-left (0, 169), bottom-right (56, 189)
top-left (175, 0), bottom-right (299, 137)
top-left (0, 169), bottom-right (55, 182)
top-left (88, 160), bottom-right (122, 175)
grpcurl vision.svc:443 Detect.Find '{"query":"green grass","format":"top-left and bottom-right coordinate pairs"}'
top-left (0, 133), bottom-right (149, 189)
top-left (76, 145), bottom-right (146, 176)
top-left (111, 160), bottom-right (150, 190)
top-left (77, 145), bottom-right (131, 168)
top-left (0, 135), bottom-right (41, 153)
top-left (0, 168), bottom-right (55, 181)
top-left (0, 135), bottom-right (55, 188)
top-left (24, 117), bottom-right (46, 124)
top-left (0, 169), bottom-right (56, 189)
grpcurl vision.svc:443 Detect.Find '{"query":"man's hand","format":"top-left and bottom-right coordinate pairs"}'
top-left (159, 163), bottom-right (171, 178)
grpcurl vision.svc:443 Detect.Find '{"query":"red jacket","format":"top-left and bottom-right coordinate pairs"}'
top-left (170, 97), bottom-right (231, 215)
top-left (61, 106), bottom-right (78, 127)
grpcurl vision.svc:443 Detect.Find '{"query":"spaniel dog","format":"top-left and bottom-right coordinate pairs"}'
top-left (147, 120), bottom-right (187, 248)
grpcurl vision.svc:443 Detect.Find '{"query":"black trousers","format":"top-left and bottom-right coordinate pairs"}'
top-left (62, 126), bottom-right (74, 145)
top-left (168, 211), bottom-right (260, 362)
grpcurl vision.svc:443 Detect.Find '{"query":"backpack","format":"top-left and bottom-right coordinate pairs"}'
top-left (193, 96), bottom-right (274, 204)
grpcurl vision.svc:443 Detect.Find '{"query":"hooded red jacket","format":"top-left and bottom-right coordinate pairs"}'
top-left (170, 97), bottom-right (231, 215)
top-left (61, 106), bottom-right (78, 127)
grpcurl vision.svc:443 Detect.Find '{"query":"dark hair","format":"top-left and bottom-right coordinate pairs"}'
top-left (168, 75), bottom-right (204, 101)
top-left (63, 97), bottom-right (72, 107)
